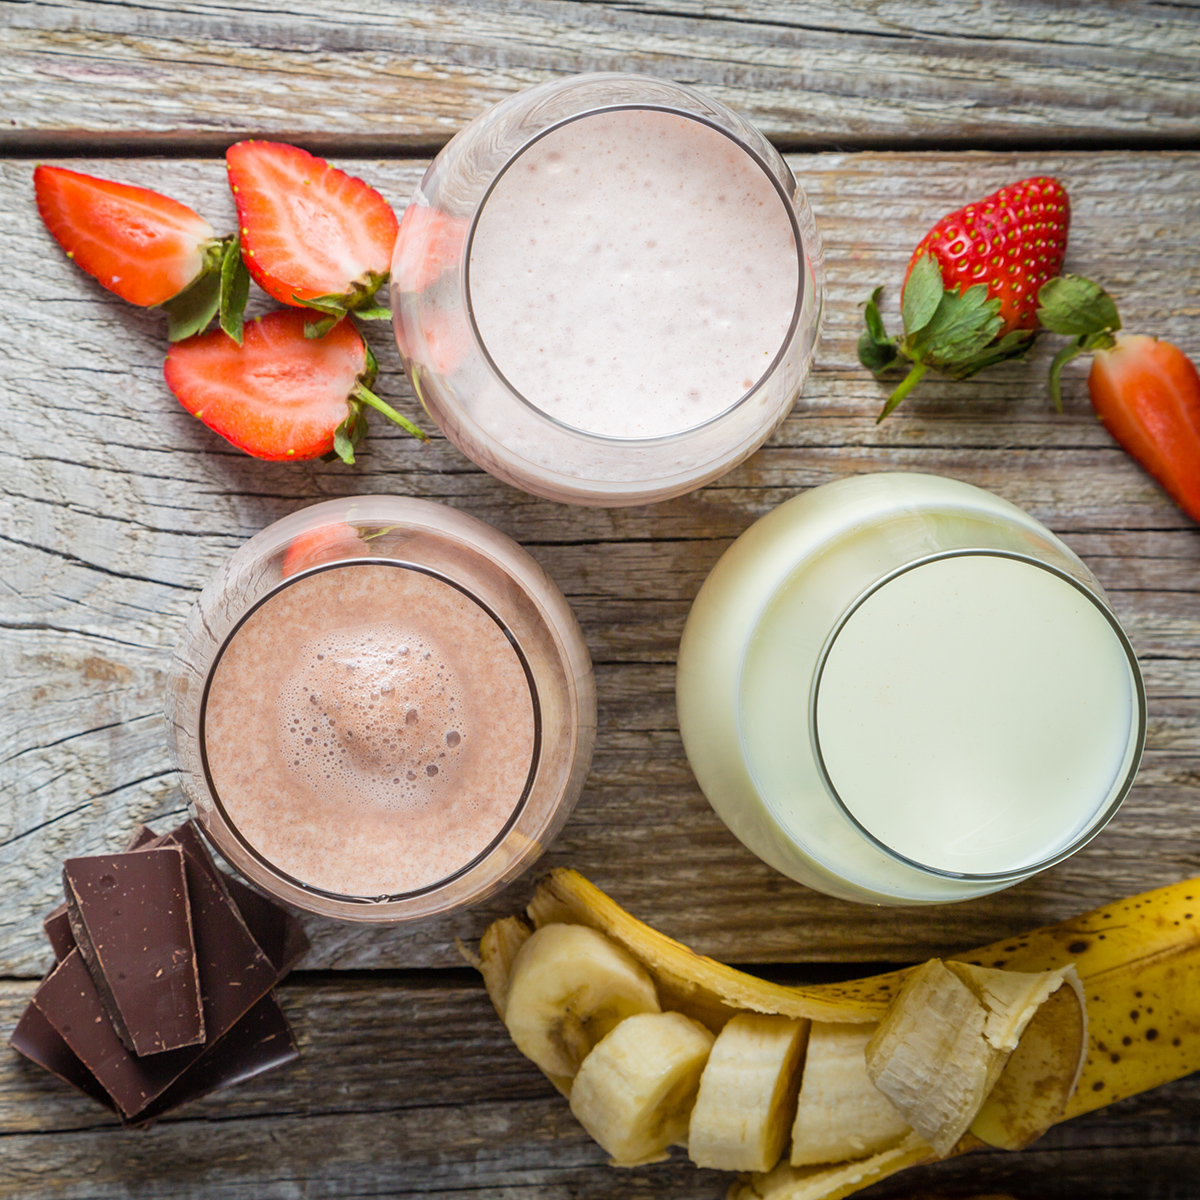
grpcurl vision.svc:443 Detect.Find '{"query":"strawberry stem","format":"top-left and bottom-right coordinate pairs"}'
top-left (352, 383), bottom-right (430, 443)
top-left (877, 362), bottom-right (928, 423)
top-left (1047, 341), bottom-right (1085, 414)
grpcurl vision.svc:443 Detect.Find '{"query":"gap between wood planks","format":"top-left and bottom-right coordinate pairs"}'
top-left (7, 132), bottom-right (1200, 158)
top-left (0, 963), bottom-right (911, 985)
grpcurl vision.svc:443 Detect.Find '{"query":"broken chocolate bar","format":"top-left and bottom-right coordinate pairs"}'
top-left (64, 845), bottom-right (206, 1055)
top-left (10, 995), bottom-right (117, 1114)
top-left (33, 950), bottom-right (203, 1117)
top-left (160, 822), bottom-right (310, 977)
top-left (42, 905), bottom-right (74, 963)
top-left (156, 828), bottom-right (280, 1036)
top-left (127, 992), bottom-right (298, 1126)
top-left (17, 820), bottom-right (306, 1123)
top-left (41, 826), bottom-right (164, 966)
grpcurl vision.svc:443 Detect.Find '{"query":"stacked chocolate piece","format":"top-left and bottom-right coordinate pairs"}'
top-left (10, 821), bottom-right (309, 1125)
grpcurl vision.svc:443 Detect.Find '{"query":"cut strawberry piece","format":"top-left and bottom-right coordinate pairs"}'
top-left (34, 165), bottom-right (250, 342)
top-left (393, 205), bottom-right (469, 294)
top-left (281, 523), bottom-right (365, 578)
top-left (164, 310), bottom-right (426, 464)
top-left (34, 165), bottom-right (217, 307)
top-left (1089, 336), bottom-right (1200, 523)
top-left (226, 142), bottom-right (399, 316)
top-left (1039, 275), bottom-right (1200, 524)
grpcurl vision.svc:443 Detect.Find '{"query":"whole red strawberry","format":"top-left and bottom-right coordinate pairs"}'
top-left (860, 177), bottom-right (1071, 420)
top-left (905, 177), bottom-right (1069, 336)
top-left (164, 310), bottom-right (426, 463)
top-left (226, 141), bottom-right (398, 331)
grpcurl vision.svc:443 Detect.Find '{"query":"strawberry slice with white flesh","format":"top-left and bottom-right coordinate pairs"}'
top-left (164, 310), bottom-right (426, 463)
top-left (33, 165), bottom-right (250, 342)
top-left (226, 141), bottom-right (399, 334)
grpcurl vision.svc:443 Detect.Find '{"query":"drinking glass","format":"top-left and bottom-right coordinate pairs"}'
top-left (391, 72), bottom-right (825, 506)
top-left (676, 474), bottom-right (1146, 904)
top-left (166, 496), bottom-right (596, 923)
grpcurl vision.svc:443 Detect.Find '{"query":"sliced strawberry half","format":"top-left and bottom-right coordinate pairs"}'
top-left (393, 204), bottom-right (469, 294)
top-left (226, 141), bottom-right (399, 323)
top-left (281, 523), bottom-right (366, 577)
top-left (34, 165), bottom-right (250, 342)
top-left (164, 309), bottom-right (426, 463)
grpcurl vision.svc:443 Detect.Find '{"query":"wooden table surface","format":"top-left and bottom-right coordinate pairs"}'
top-left (3, 2), bottom-right (1200, 1196)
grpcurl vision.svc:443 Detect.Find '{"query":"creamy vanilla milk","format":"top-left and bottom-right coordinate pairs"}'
top-left (811, 554), bottom-right (1135, 875)
top-left (466, 108), bottom-right (800, 438)
top-left (677, 474), bottom-right (1145, 904)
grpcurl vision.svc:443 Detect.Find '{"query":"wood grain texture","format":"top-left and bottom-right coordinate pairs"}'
top-left (0, 977), bottom-right (1197, 1199)
top-left (4, 0), bottom-right (1200, 151)
top-left (3, 152), bottom-right (1200, 978)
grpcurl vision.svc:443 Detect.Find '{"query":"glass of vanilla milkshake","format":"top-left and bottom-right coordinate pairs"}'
top-left (391, 73), bottom-right (825, 506)
top-left (166, 497), bottom-right (596, 923)
top-left (676, 474), bottom-right (1147, 905)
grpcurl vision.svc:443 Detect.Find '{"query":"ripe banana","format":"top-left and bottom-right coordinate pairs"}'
top-left (689, 1012), bottom-right (808, 1171)
top-left (500, 921), bottom-right (660, 1088)
top-left (569, 1010), bottom-right (714, 1166)
top-left (478, 869), bottom-right (1200, 1200)
top-left (789, 1022), bottom-right (909, 1166)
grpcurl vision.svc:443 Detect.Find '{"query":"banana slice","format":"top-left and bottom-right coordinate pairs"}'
top-left (569, 1010), bottom-right (715, 1166)
top-left (790, 1022), bottom-right (910, 1166)
top-left (864, 959), bottom-right (992, 1157)
top-left (688, 1012), bottom-right (808, 1171)
top-left (503, 922), bottom-right (660, 1082)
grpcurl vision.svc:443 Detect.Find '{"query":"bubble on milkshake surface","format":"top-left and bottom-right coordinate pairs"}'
top-left (277, 623), bottom-right (467, 810)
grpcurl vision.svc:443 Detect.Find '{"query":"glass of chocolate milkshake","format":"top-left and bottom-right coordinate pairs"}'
top-left (166, 497), bottom-right (596, 923)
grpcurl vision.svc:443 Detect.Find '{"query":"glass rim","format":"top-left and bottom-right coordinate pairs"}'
top-left (197, 557), bottom-right (543, 906)
top-left (461, 101), bottom-right (807, 446)
top-left (807, 548), bottom-right (1148, 882)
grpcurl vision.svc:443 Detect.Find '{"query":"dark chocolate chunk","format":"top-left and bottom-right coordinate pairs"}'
top-left (126, 992), bottom-right (298, 1127)
top-left (132, 822), bottom-right (287, 1037)
top-left (9, 993), bottom-right (117, 1114)
top-left (122, 824), bottom-right (160, 852)
top-left (224, 875), bottom-right (310, 975)
top-left (162, 821), bottom-right (309, 976)
top-left (172, 841), bottom-right (280, 1036)
top-left (63, 846), bottom-right (205, 1055)
top-left (41, 826), bottom-right (160, 966)
top-left (41, 826), bottom-right (161, 965)
top-left (32, 951), bottom-right (203, 1118)
top-left (42, 903), bottom-right (75, 963)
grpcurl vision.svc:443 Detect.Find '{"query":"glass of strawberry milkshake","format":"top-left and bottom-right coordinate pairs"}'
top-left (166, 497), bottom-right (596, 923)
top-left (392, 73), bottom-right (825, 506)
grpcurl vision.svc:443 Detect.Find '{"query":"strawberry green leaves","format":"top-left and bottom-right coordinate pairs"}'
top-left (219, 236), bottom-right (251, 344)
top-left (160, 234), bottom-right (253, 342)
top-left (1037, 276), bottom-right (1123, 411)
top-left (860, 254), bottom-right (1034, 422)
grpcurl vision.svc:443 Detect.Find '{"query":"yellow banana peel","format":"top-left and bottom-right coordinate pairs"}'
top-left (479, 869), bottom-right (1200, 1200)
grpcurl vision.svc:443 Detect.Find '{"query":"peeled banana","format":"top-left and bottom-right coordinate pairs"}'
top-left (501, 921), bottom-right (660, 1088)
top-left (689, 1012), bottom-right (808, 1171)
top-left (789, 1022), bottom-right (909, 1165)
top-left (477, 869), bottom-right (1200, 1199)
top-left (569, 1010), bottom-right (714, 1166)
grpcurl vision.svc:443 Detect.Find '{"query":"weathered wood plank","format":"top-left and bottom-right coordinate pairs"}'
top-left (0, 978), bottom-right (1196, 1198)
top-left (3, 151), bottom-right (1200, 975)
top-left (4, 1), bottom-right (1200, 151)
